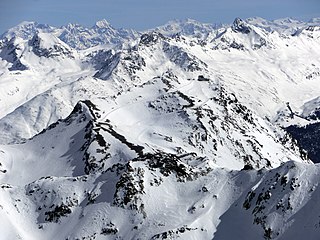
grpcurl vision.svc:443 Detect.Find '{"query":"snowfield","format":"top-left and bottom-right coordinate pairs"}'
top-left (0, 17), bottom-right (320, 239)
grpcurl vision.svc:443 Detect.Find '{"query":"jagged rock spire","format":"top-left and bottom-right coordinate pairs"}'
top-left (232, 17), bottom-right (251, 34)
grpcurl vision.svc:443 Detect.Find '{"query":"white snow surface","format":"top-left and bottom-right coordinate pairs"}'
top-left (0, 17), bottom-right (320, 239)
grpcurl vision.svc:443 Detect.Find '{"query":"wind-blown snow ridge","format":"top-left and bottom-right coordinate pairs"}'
top-left (0, 17), bottom-right (320, 239)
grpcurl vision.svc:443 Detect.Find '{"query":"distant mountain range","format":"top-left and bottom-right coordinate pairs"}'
top-left (0, 17), bottom-right (320, 239)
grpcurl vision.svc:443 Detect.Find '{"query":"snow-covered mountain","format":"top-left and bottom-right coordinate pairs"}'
top-left (0, 17), bottom-right (320, 239)
top-left (1, 19), bottom-right (139, 50)
top-left (154, 18), bottom-right (220, 39)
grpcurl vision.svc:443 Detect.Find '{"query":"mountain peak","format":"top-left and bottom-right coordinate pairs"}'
top-left (232, 17), bottom-right (251, 34)
top-left (155, 18), bottom-right (217, 38)
top-left (309, 17), bottom-right (320, 24)
top-left (16, 21), bottom-right (37, 27)
top-left (233, 17), bottom-right (245, 26)
top-left (274, 17), bottom-right (302, 24)
top-left (94, 19), bottom-right (112, 29)
top-left (29, 32), bottom-right (74, 58)
top-left (64, 22), bottom-right (84, 30)
top-left (2, 21), bottom-right (52, 40)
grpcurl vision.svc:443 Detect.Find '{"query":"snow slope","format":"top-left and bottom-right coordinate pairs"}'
top-left (0, 17), bottom-right (320, 239)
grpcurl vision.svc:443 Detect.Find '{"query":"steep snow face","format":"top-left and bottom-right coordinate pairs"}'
top-left (29, 32), bottom-right (76, 59)
top-left (210, 18), bottom-right (269, 50)
top-left (0, 118), bottom-right (318, 240)
top-left (0, 30), bottom-right (87, 123)
top-left (0, 100), bottom-right (314, 239)
top-left (0, 101), bottom-right (96, 185)
top-left (293, 25), bottom-right (320, 39)
top-left (214, 161), bottom-right (320, 240)
top-left (0, 17), bottom-right (320, 240)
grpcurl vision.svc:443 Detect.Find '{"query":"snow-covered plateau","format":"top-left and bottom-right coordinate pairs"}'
top-left (0, 17), bottom-right (320, 239)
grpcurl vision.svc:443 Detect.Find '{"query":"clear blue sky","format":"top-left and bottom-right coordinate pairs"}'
top-left (0, 0), bottom-right (319, 34)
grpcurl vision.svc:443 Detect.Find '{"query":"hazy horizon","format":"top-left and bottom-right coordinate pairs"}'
top-left (0, 0), bottom-right (319, 34)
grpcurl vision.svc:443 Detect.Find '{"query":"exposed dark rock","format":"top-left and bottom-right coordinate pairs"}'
top-left (44, 204), bottom-right (72, 222)
top-left (86, 49), bottom-right (114, 70)
top-left (93, 52), bottom-right (120, 80)
top-left (286, 123), bottom-right (320, 163)
top-left (101, 222), bottom-right (118, 235)
top-left (0, 38), bottom-right (28, 71)
top-left (232, 18), bottom-right (251, 34)
top-left (99, 120), bottom-right (144, 157)
top-left (197, 75), bottom-right (209, 81)
top-left (163, 42), bottom-right (207, 71)
top-left (230, 41), bottom-right (245, 50)
top-left (151, 226), bottom-right (198, 239)
top-left (29, 33), bottom-right (74, 58)
top-left (140, 32), bottom-right (165, 46)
